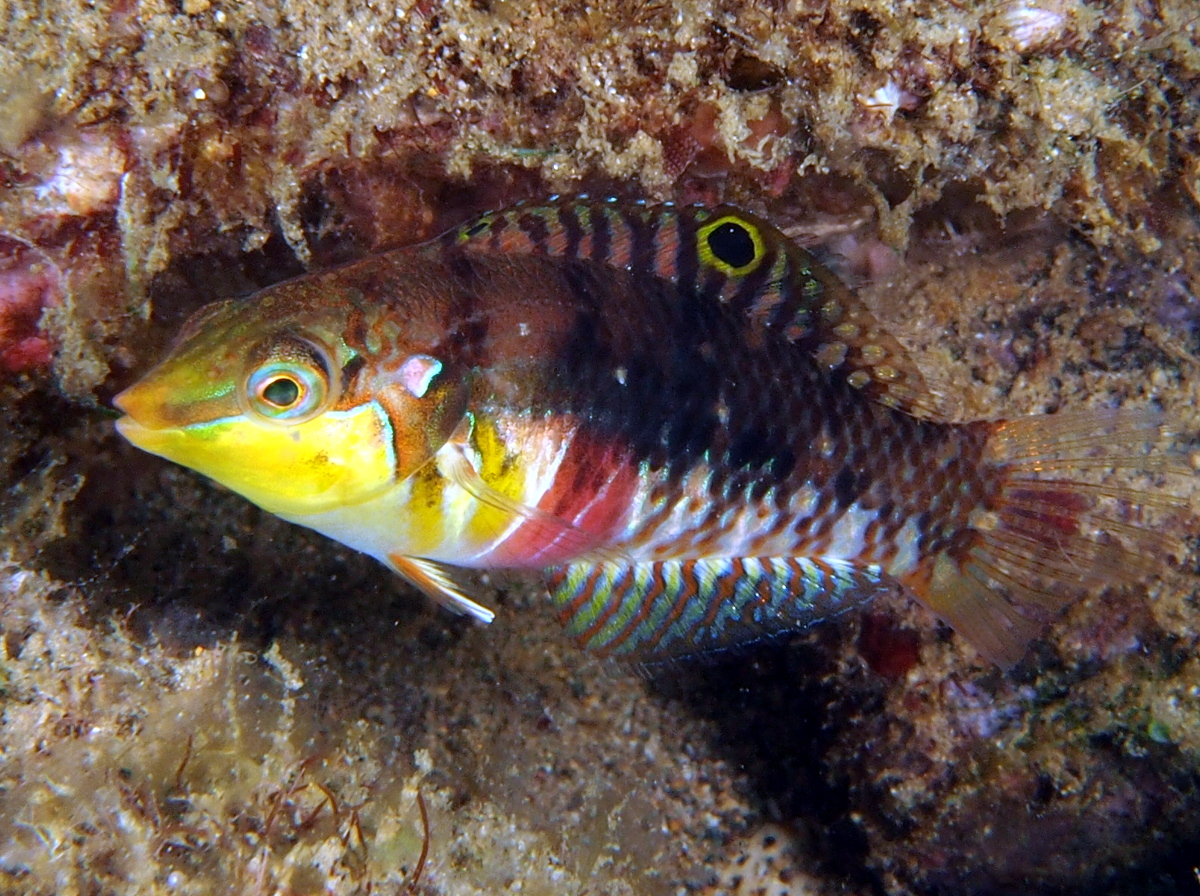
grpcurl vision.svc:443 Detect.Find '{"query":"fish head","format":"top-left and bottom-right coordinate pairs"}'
top-left (114, 278), bottom-right (469, 517)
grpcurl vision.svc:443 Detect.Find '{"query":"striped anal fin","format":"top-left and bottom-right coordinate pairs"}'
top-left (546, 557), bottom-right (897, 661)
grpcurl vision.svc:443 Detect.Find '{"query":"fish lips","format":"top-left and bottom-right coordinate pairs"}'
top-left (113, 384), bottom-right (159, 449)
top-left (112, 382), bottom-right (202, 460)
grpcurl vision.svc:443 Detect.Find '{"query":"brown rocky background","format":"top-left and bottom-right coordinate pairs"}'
top-left (2, 1), bottom-right (1200, 893)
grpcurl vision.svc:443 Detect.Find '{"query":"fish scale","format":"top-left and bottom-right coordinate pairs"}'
top-left (114, 197), bottom-right (1192, 668)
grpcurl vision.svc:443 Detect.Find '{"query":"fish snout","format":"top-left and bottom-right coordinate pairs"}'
top-left (113, 379), bottom-right (167, 430)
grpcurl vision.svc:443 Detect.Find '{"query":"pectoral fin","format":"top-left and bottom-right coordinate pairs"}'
top-left (547, 556), bottom-right (897, 660)
top-left (438, 442), bottom-right (628, 564)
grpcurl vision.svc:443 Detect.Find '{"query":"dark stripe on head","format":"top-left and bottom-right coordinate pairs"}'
top-left (344, 307), bottom-right (369, 354)
top-left (727, 250), bottom-right (776, 314)
top-left (768, 254), bottom-right (814, 333)
top-left (340, 354), bottom-right (367, 394)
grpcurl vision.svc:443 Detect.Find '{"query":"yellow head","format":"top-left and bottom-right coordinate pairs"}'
top-left (115, 274), bottom-right (469, 517)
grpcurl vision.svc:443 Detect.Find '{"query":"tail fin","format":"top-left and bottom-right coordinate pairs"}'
top-left (919, 410), bottom-right (1195, 667)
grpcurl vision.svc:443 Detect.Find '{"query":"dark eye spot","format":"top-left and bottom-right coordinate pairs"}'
top-left (707, 221), bottom-right (756, 269)
top-left (464, 220), bottom-right (490, 238)
top-left (262, 376), bottom-right (301, 408)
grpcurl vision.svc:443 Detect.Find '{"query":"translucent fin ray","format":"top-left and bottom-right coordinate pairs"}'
top-left (439, 442), bottom-right (628, 564)
top-left (917, 408), bottom-right (1195, 667)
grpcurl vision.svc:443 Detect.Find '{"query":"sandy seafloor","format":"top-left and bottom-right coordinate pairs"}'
top-left (3, 1), bottom-right (1200, 893)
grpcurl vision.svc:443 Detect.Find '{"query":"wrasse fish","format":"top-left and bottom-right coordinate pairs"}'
top-left (115, 198), bottom-right (1189, 667)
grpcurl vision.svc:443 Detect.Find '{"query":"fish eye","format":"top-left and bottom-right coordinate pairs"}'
top-left (259, 374), bottom-right (302, 409)
top-left (241, 337), bottom-right (337, 425)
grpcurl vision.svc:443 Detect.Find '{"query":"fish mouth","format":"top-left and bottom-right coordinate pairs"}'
top-left (113, 382), bottom-right (146, 420)
top-left (112, 394), bottom-right (211, 467)
top-left (114, 413), bottom-right (151, 439)
top-left (113, 411), bottom-right (172, 456)
top-left (113, 383), bottom-right (175, 452)
top-left (112, 389), bottom-right (134, 418)
top-left (112, 379), bottom-right (178, 432)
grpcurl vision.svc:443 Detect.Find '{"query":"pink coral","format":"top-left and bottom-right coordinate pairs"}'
top-left (0, 239), bottom-right (60, 373)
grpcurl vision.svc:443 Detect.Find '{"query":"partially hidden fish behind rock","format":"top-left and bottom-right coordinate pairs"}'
top-left (114, 198), bottom-right (1193, 667)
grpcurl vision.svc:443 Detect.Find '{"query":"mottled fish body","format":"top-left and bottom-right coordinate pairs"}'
top-left (115, 199), bottom-right (1188, 666)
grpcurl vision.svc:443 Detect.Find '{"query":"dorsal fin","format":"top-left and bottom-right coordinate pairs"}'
top-left (436, 198), bottom-right (949, 420)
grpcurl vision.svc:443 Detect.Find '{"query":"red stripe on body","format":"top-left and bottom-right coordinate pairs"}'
top-left (488, 434), bottom-right (638, 567)
top-left (575, 573), bottom-right (633, 647)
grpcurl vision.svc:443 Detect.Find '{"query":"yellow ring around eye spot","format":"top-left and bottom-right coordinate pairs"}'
top-left (697, 215), bottom-right (765, 276)
top-left (459, 216), bottom-right (493, 241)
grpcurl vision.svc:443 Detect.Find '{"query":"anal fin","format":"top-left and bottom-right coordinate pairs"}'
top-left (547, 557), bottom-right (896, 660)
top-left (387, 554), bottom-right (496, 624)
